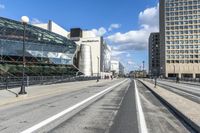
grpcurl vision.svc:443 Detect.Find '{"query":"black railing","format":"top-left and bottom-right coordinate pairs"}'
top-left (0, 75), bottom-right (100, 90)
top-left (166, 77), bottom-right (200, 83)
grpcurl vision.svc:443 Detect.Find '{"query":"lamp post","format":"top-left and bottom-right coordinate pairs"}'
top-left (142, 61), bottom-right (145, 78)
top-left (97, 56), bottom-right (99, 82)
top-left (19, 16), bottom-right (29, 95)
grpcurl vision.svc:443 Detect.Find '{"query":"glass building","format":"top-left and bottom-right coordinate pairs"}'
top-left (160, 0), bottom-right (200, 78)
top-left (0, 17), bottom-right (80, 76)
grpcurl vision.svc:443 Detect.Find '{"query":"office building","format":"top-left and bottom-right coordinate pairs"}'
top-left (111, 60), bottom-right (124, 77)
top-left (70, 28), bottom-right (111, 76)
top-left (160, 0), bottom-right (200, 78)
top-left (33, 20), bottom-right (70, 38)
top-left (0, 17), bottom-right (79, 76)
top-left (149, 32), bottom-right (160, 77)
top-left (34, 23), bottom-right (112, 76)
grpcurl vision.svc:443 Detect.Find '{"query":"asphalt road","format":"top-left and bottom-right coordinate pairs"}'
top-left (136, 80), bottom-right (192, 133)
top-left (0, 79), bottom-right (195, 133)
top-left (0, 79), bottom-right (129, 133)
top-left (109, 79), bottom-right (138, 133)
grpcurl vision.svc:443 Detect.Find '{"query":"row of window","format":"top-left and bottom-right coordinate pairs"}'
top-left (166, 20), bottom-right (199, 26)
top-left (167, 45), bottom-right (200, 49)
top-left (166, 35), bottom-right (200, 39)
top-left (166, 25), bottom-right (200, 30)
top-left (167, 55), bottom-right (200, 59)
top-left (166, 40), bottom-right (200, 44)
top-left (166, 45), bottom-right (200, 49)
top-left (166, 1), bottom-right (200, 7)
top-left (166, 50), bottom-right (200, 54)
top-left (166, 16), bottom-right (200, 21)
top-left (166, 30), bottom-right (200, 35)
top-left (166, 60), bottom-right (200, 63)
top-left (166, 8), bottom-right (200, 14)
top-left (166, 6), bottom-right (200, 12)
top-left (166, 21), bottom-right (200, 26)
top-left (166, 11), bottom-right (200, 16)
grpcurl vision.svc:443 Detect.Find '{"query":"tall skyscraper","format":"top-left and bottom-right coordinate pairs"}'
top-left (149, 32), bottom-right (160, 77)
top-left (160, 0), bottom-right (200, 79)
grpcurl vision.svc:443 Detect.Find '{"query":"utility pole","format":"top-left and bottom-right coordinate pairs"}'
top-left (97, 56), bottom-right (99, 82)
top-left (142, 61), bottom-right (145, 78)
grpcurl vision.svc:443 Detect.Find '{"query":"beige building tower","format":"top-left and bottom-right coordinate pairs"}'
top-left (160, 0), bottom-right (200, 79)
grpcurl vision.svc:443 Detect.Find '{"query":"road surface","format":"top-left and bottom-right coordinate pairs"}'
top-left (0, 79), bottom-right (195, 133)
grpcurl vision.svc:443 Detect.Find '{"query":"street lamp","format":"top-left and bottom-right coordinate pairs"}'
top-left (97, 56), bottom-right (100, 82)
top-left (142, 61), bottom-right (145, 78)
top-left (18, 16), bottom-right (29, 95)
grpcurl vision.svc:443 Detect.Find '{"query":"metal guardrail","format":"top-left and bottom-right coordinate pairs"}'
top-left (165, 77), bottom-right (200, 83)
top-left (0, 76), bottom-right (100, 90)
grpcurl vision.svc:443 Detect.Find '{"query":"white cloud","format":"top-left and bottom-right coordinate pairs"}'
top-left (0, 4), bottom-right (5, 9)
top-left (108, 24), bottom-right (121, 31)
top-left (31, 18), bottom-right (43, 24)
top-left (107, 4), bottom-right (159, 52)
top-left (91, 27), bottom-right (107, 37)
top-left (128, 61), bottom-right (134, 65)
top-left (90, 24), bottom-right (121, 37)
top-left (139, 3), bottom-right (159, 28)
top-left (112, 50), bottom-right (126, 57)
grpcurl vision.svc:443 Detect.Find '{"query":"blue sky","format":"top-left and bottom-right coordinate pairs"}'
top-left (0, 0), bottom-right (159, 72)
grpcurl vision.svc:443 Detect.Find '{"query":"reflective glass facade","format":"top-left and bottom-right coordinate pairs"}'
top-left (0, 17), bottom-right (79, 76)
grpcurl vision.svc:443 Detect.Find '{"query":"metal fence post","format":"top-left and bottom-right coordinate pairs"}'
top-left (154, 77), bottom-right (157, 88)
top-left (26, 76), bottom-right (29, 87)
top-left (6, 76), bottom-right (9, 90)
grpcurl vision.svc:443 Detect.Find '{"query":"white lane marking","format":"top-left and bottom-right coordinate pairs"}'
top-left (134, 80), bottom-right (148, 133)
top-left (21, 79), bottom-right (128, 133)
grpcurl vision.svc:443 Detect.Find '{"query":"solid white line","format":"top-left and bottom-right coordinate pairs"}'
top-left (21, 79), bottom-right (127, 133)
top-left (134, 80), bottom-right (148, 133)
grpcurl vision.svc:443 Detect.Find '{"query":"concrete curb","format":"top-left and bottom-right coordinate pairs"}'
top-left (162, 79), bottom-right (200, 87)
top-left (138, 80), bottom-right (200, 133)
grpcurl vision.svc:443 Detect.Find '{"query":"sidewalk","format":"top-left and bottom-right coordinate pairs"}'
top-left (139, 80), bottom-right (200, 132)
top-left (159, 79), bottom-right (200, 86)
top-left (0, 79), bottom-right (120, 107)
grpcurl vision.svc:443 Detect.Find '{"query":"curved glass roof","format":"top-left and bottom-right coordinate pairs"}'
top-left (0, 17), bottom-right (77, 49)
top-left (0, 17), bottom-right (81, 76)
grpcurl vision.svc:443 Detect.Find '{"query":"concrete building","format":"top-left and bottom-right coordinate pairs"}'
top-left (149, 32), bottom-right (160, 77)
top-left (111, 60), bottom-right (124, 77)
top-left (33, 20), bottom-right (70, 38)
top-left (33, 23), bottom-right (111, 76)
top-left (129, 70), bottom-right (147, 78)
top-left (70, 28), bottom-right (111, 76)
top-left (160, 0), bottom-right (200, 79)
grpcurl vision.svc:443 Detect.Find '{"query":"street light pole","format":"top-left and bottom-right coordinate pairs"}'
top-left (97, 56), bottom-right (99, 82)
top-left (19, 16), bottom-right (29, 95)
top-left (142, 61), bottom-right (145, 78)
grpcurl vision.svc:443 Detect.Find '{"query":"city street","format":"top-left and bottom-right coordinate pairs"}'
top-left (0, 79), bottom-right (197, 133)
top-left (1, 0), bottom-right (200, 133)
